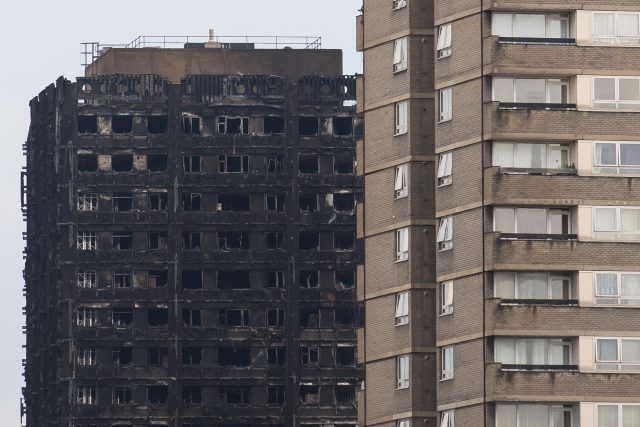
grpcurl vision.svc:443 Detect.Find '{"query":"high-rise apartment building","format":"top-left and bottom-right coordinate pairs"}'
top-left (22, 39), bottom-right (362, 427)
top-left (358, 1), bottom-right (640, 427)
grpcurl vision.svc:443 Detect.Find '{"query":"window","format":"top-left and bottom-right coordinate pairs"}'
top-left (393, 37), bottom-right (408, 72)
top-left (77, 231), bottom-right (97, 250)
top-left (395, 101), bottom-right (408, 135)
top-left (494, 272), bottom-right (571, 300)
top-left (219, 155), bottom-right (249, 173)
top-left (77, 270), bottom-right (96, 289)
top-left (77, 193), bottom-right (97, 211)
top-left (77, 386), bottom-right (96, 405)
top-left (265, 194), bottom-right (285, 212)
top-left (396, 228), bottom-right (409, 261)
top-left (396, 355), bottom-right (410, 388)
top-left (217, 116), bottom-right (249, 135)
top-left (113, 271), bottom-right (132, 288)
top-left (182, 308), bottom-right (202, 327)
top-left (78, 154), bottom-right (98, 172)
top-left (77, 307), bottom-right (97, 327)
top-left (147, 270), bottom-right (168, 288)
top-left (113, 386), bottom-right (133, 404)
top-left (266, 232), bottom-right (285, 250)
top-left (392, 0), bottom-right (406, 10)
top-left (112, 116), bottom-right (133, 134)
top-left (594, 141), bottom-right (640, 174)
top-left (112, 231), bottom-right (133, 250)
top-left (112, 308), bottom-right (133, 327)
top-left (148, 385), bottom-right (168, 404)
top-left (182, 231), bottom-right (201, 250)
top-left (442, 346), bottom-right (454, 380)
top-left (148, 154), bottom-right (168, 172)
top-left (182, 114), bottom-right (201, 134)
top-left (437, 216), bottom-right (453, 251)
top-left (395, 292), bottom-right (409, 325)
top-left (182, 193), bottom-right (201, 211)
top-left (301, 346), bottom-right (319, 366)
top-left (592, 12), bottom-right (640, 45)
top-left (594, 207), bottom-right (640, 240)
top-left (596, 338), bottom-right (640, 371)
top-left (78, 115), bottom-right (98, 134)
top-left (148, 231), bottom-right (168, 250)
top-left (217, 193), bottom-right (250, 211)
top-left (439, 88), bottom-right (452, 122)
top-left (112, 193), bottom-right (132, 212)
top-left (267, 308), bottom-right (285, 327)
top-left (267, 271), bottom-right (285, 288)
top-left (493, 142), bottom-right (571, 169)
top-left (182, 270), bottom-right (203, 290)
top-left (494, 338), bottom-right (572, 365)
top-left (493, 77), bottom-right (569, 104)
top-left (595, 272), bottom-right (640, 305)
top-left (492, 13), bottom-right (569, 39)
top-left (300, 270), bottom-right (319, 288)
top-left (183, 385), bottom-right (202, 404)
top-left (182, 347), bottom-right (202, 365)
top-left (264, 116), bottom-right (285, 134)
top-left (437, 152), bottom-right (452, 186)
top-left (441, 281), bottom-right (453, 315)
top-left (266, 155), bottom-right (284, 174)
top-left (221, 387), bottom-right (251, 405)
top-left (183, 155), bottom-right (201, 173)
top-left (147, 116), bottom-right (168, 134)
top-left (268, 386), bottom-right (285, 405)
top-left (268, 347), bottom-right (286, 365)
top-left (112, 347), bottom-right (133, 366)
top-left (437, 24), bottom-right (452, 58)
top-left (77, 348), bottom-right (96, 366)
top-left (441, 410), bottom-right (455, 427)
top-left (395, 164), bottom-right (408, 198)
top-left (148, 347), bottom-right (168, 366)
top-left (218, 231), bottom-right (249, 250)
top-left (593, 77), bottom-right (640, 110)
top-left (219, 309), bottom-right (250, 327)
top-left (148, 193), bottom-right (168, 211)
top-left (298, 155), bottom-right (319, 174)
top-left (397, 420), bottom-right (411, 427)
top-left (111, 154), bottom-right (133, 172)
top-left (300, 385), bottom-right (319, 405)
top-left (496, 404), bottom-right (572, 427)
top-left (597, 404), bottom-right (640, 427)
top-left (494, 207), bottom-right (571, 235)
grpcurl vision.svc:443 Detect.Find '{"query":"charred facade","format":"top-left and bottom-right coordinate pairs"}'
top-left (23, 46), bottom-right (362, 427)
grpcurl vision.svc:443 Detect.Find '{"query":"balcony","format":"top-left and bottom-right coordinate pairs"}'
top-left (498, 37), bottom-right (576, 46)
top-left (500, 364), bottom-right (578, 372)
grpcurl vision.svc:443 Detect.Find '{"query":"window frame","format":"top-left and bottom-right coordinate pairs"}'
top-left (394, 164), bottom-right (409, 198)
top-left (437, 23), bottom-right (452, 58)
top-left (441, 410), bottom-right (455, 427)
top-left (396, 227), bottom-right (409, 262)
top-left (77, 307), bottom-right (97, 327)
top-left (395, 101), bottom-right (408, 135)
top-left (592, 11), bottom-right (640, 45)
top-left (596, 404), bottom-right (640, 427)
top-left (593, 141), bottom-right (640, 175)
top-left (494, 272), bottom-right (572, 300)
top-left (492, 12), bottom-right (570, 39)
top-left (494, 337), bottom-right (573, 365)
top-left (77, 270), bottom-right (97, 289)
top-left (595, 337), bottom-right (640, 371)
top-left (77, 231), bottom-right (97, 251)
top-left (437, 216), bottom-right (453, 251)
top-left (77, 348), bottom-right (96, 366)
top-left (77, 192), bottom-right (98, 211)
top-left (592, 76), bottom-right (640, 110)
top-left (393, 37), bottom-right (408, 72)
top-left (392, 0), bottom-right (407, 10)
top-left (593, 206), bottom-right (640, 240)
top-left (493, 207), bottom-right (572, 235)
top-left (396, 355), bottom-right (410, 389)
top-left (492, 141), bottom-right (571, 169)
top-left (441, 346), bottom-right (454, 380)
top-left (594, 271), bottom-right (640, 305)
top-left (439, 88), bottom-right (452, 122)
top-left (493, 77), bottom-right (569, 104)
top-left (441, 281), bottom-right (453, 315)
top-left (437, 152), bottom-right (453, 186)
top-left (395, 291), bottom-right (410, 326)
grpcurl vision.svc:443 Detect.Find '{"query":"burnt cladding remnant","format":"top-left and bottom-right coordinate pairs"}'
top-left (22, 72), bottom-right (362, 426)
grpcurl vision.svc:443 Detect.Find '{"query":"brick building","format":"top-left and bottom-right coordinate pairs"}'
top-left (357, 1), bottom-right (640, 426)
top-left (22, 38), bottom-right (362, 427)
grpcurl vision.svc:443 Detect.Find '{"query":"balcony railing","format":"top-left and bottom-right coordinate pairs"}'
top-left (499, 233), bottom-right (578, 241)
top-left (500, 299), bottom-right (579, 306)
top-left (499, 102), bottom-right (577, 111)
top-left (498, 37), bottom-right (576, 45)
top-left (501, 364), bottom-right (579, 372)
top-left (498, 167), bottom-right (577, 176)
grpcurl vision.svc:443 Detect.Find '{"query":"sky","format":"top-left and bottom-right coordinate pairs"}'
top-left (0, 1), bottom-right (362, 424)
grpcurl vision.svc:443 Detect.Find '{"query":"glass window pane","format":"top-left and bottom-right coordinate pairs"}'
top-left (496, 404), bottom-right (517, 427)
top-left (494, 208), bottom-right (515, 233)
top-left (517, 339), bottom-right (547, 364)
top-left (493, 143), bottom-right (514, 167)
top-left (620, 78), bottom-right (640, 101)
top-left (594, 78), bottom-right (616, 101)
top-left (515, 79), bottom-right (546, 103)
top-left (596, 273), bottom-right (619, 296)
top-left (622, 274), bottom-right (640, 297)
top-left (550, 276), bottom-right (570, 299)
top-left (517, 273), bottom-right (548, 299)
top-left (493, 13), bottom-right (513, 37)
top-left (518, 404), bottom-right (549, 427)
top-left (621, 340), bottom-right (640, 363)
top-left (494, 78), bottom-right (514, 102)
top-left (495, 273), bottom-right (516, 299)
top-left (620, 144), bottom-right (640, 166)
top-left (495, 338), bottom-right (516, 363)
top-left (594, 13), bottom-right (616, 37)
top-left (620, 209), bottom-right (640, 233)
top-left (515, 208), bottom-right (547, 234)
top-left (514, 14), bottom-right (546, 38)
top-left (547, 15), bottom-right (569, 38)
top-left (548, 80), bottom-right (568, 104)
top-left (595, 208), bottom-right (617, 231)
top-left (619, 14), bottom-right (640, 37)
top-left (597, 339), bottom-right (619, 361)
top-left (622, 406), bottom-right (640, 427)
top-left (599, 405), bottom-right (618, 427)
top-left (595, 143), bottom-right (617, 166)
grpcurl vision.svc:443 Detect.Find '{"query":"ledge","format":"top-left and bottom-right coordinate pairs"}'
top-left (498, 233), bottom-right (578, 241)
top-left (499, 299), bottom-right (579, 307)
top-left (498, 167), bottom-right (577, 176)
top-left (500, 364), bottom-right (579, 372)
top-left (499, 103), bottom-right (577, 111)
top-left (498, 37), bottom-right (576, 46)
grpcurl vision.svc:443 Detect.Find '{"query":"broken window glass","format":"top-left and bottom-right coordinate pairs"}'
top-left (219, 309), bottom-right (251, 326)
top-left (78, 116), bottom-right (98, 134)
top-left (78, 155), bottom-right (98, 172)
top-left (219, 155), bottom-right (249, 173)
top-left (77, 193), bottom-right (97, 211)
top-left (334, 155), bottom-right (354, 174)
top-left (182, 308), bottom-right (202, 327)
top-left (148, 308), bottom-right (168, 327)
top-left (111, 154), bottom-right (133, 172)
top-left (77, 270), bottom-right (96, 288)
top-left (299, 194), bottom-right (318, 212)
top-left (147, 154), bottom-right (168, 172)
top-left (218, 270), bottom-right (250, 289)
top-left (266, 232), bottom-right (285, 250)
top-left (218, 193), bottom-right (250, 211)
top-left (112, 308), bottom-right (133, 326)
top-left (333, 117), bottom-right (353, 136)
top-left (77, 231), bottom-right (97, 250)
top-left (301, 346), bottom-right (319, 366)
top-left (299, 117), bottom-right (319, 136)
top-left (335, 271), bottom-right (355, 289)
top-left (300, 270), bottom-right (319, 289)
top-left (182, 347), bottom-right (202, 365)
top-left (148, 270), bottom-right (168, 288)
top-left (112, 116), bottom-right (133, 134)
top-left (218, 232), bottom-right (249, 250)
top-left (148, 231), bottom-right (168, 250)
top-left (264, 116), bottom-right (285, 134)
top-left (266, 155), bottom-right (284, 173)
top-left (182, 385), bottom-right (201, 404)
top-left (113, 271), bottom-right (132, 288)
top-left (147, 385), bottom-right (168, 404)
top-left (183, 155), bottom-right (201, 173)
top-left (148, 193), bottom-right (168, 211)
top-left (182, 231), bottom-right (201, 250)
top-left (265, 194), bottom-right (285, 212)
top-left (112, 347), bottom-right (133, 366)
top-left (147, 116), bottom-right (168, 134)
top-left (218, 347), bottom-right (250, 366)
top-left (182, 115), bottom-right (201, 134)
top-left (148, 347), bottom-right (168, 366)
top-left (182, 193), bottom-right (201, 211)
top-left (267, 308), bottom-right (285, 327)
top-left (217, 116), bottom-right (249, 135)
top-left (112, 193), bottom-right (133, 212)
top-left (182, 270), bottom-right (203, 290)
top-left (268, 347), bottom-right (286, 365)
top-left (267, 271), bottom-right (285, 288)
top-left (298, 155), bottom-right (319, 174)
top-left (299, 231), bottom-right (320, 250)
top-left (334, 233), bottom-right (355, 251)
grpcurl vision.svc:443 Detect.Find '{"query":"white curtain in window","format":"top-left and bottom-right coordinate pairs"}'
top-left (621, 340), bottom-right (640, 363)
top-left (595, 143), bottom-right (617, 166)
top-left (493, 143), bottom-right (514, 167)
top-left (396, 292), bottom-right (409, 317)
top-left (395, 165), bottom-right (407, 191)
top-left (620, 209), bottom-right (640, 233)
top-left (594, 78), bottom-right (616, 101)
top-left (514, 14), bottom-right (546, 38)
top-left (496, 405), bottom-right (517, 427)
top-left (494, 273), bottom-right (516, 298)
top-left (594, 13), bottom-right (616, 37)
top-left (623, 406), bottom-right (640, 427)
top-left (619, 14), bottom-right (640, 36)
top-left (515, 79), bottom-right (546, 103)
top-left (620, 144), bottom-right (640, 166)
top-left (437, 217), bottom-right (452, 242)
top-left (514, 143), bottom-right (546, 168)
top-left (494, 208), bottom-right (516, 233)
top-left (596, 273), bottom-right (619, 296)
top-left (442, 347), bottom-right (453, 372)
top-left (516, 208), bottom-right (547, 234)
top-left (443, 281), bottom-right (453, 306)
top-left (437, 24), bottom-right (451, 50)
top-left (495, 338), bottom-right (516, 364)
top-left (595, 208), bottom-right (617, 231)
top-left (598, 405), bottom-right (618, 427)
top-left (622, 274), bottom-right (640, 297)
top-left (398, 356), bottom-right (409, 380)
top-left (493, 78), bottom-right (515, 102)
top-left (516, 339), bottom-right (547, 364)
top-left (517, 273), bottom-right (548, 299)
top-left (393, 38), bottom-right (407, 65)
top-left (440, 412), bottom-right (450, 427)
top-left (492, 13), bottom-right (513, 37)
top-left (518, 405), bottom-right (549, 427)
top-left (597, 339), bottom-right (619, 361)
top-left (619, 78), bottom-right (640, 102)
top-left (438, 152), bottom-right (452, 178)
top-left (440, 88), bottom-right (452, 119)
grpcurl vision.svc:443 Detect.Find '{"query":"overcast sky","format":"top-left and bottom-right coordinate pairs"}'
top-left (0, 0), bottom-right (362, 423)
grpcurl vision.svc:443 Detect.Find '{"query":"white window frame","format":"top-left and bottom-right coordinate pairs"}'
top-left (595, 337), bottom-right (640, 371)
top-left (492, 12), bottom-right (570, 39)
top-left (495, 403), bottom-right (573, 427)
top-left (593, 206), bottom-right (640, 240)
top-left (441, 410), bottom-right (455, 427)
top-left (437, 152), bottom-right (453, 186)
top-left (492, 141), bottom-right (571, 169)
top-left (395, 164), bottom-right (409, 198)
top-left (493, 77), bottom-right (569, 104)
top-left (396, 355), bottom-right (410, 389)
top-left (77, 231), bottom-right (97, 251)
top-left (597, 404), bottom-right (640, 427)
top-left (594, 271), bottom-right (640, 306)
top-left (441, 346), bottom-right (454, 380)
top-left (592, 11), bottom-right (640, 46)
top-left (77, 385), bottom-right (96, 405)
top-left (396, 227), bottom-right (409, 262)
top-left (395, 101), bottom-right (408, 135)
top-left (593, 141), bottom-right (640, 175)
top-left (77, 270), bottom-right (96, 289)
top-left (437, 216), bottom-right (453, 251)
top-left (437, 24), bottom-right (452, 58)
top-left (395, 291), bottom-right (410, 326)
top-left (493, 207), bottom-right (572, 235)
top-left (494, 337), bottom-right (573, 365)
top-left (392, 0), bottom-right (407, 10)
top-left (439, 88), bottom-right (452, 122)
top-left (77, 307), bottom-right (97, 327)
top-left (77, 348), bottom-right (96, 366)
top-left (77, 193), bottom-right (97, 211)
top-left (441, 281), bottom-right (453, 315)
top-left (393, 37), bottom-right (408, 72)
top-left (592, 76), bottom-right (640, 110)
top-left (397, 419), bottom-right (411, 427)
top-left (494, 272), bottom-right (572, 300)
